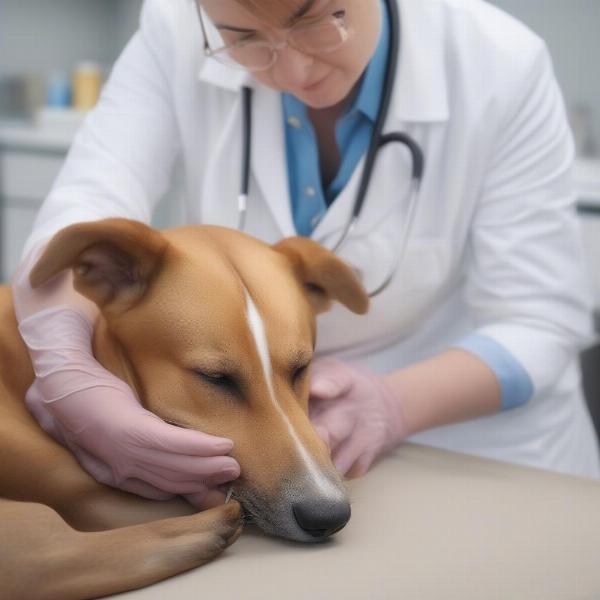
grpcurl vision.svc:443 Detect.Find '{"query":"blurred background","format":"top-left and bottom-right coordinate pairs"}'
top-left (0, 1), bottom-right (599, 336)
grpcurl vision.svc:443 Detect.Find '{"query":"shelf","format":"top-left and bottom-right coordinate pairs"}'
top-left (0, 123), bottom-right (77, 153)
top-left (0, 109), bottom-right (87, 153)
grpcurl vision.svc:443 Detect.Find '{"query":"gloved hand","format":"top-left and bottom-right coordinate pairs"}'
top-left (308, 358), bottom-right (408, 478)
top-left (18, 306), bottom-right (240, 509)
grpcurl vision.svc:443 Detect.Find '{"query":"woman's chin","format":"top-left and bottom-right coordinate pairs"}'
top-left (295, 86), bottom-right (350, 110)
top-left (254, 71), bottom-right (354, 110)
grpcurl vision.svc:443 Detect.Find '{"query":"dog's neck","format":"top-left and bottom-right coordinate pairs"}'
top-left (91, 316), bottom-right (144, 405)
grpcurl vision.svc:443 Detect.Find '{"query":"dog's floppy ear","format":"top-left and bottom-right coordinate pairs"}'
top-left (273, 237), bottom-right (369, 315)
top-left (29, 218), bottom-right (169, 315)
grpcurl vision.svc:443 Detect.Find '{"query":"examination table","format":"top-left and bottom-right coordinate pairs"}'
top-left (115, 443), bottom-right (600, 599)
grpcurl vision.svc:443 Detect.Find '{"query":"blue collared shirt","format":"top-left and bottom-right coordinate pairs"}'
top-left (282, 0), bottom-right (389, 237)
top-left (280, 2), bottom-right (533, 412)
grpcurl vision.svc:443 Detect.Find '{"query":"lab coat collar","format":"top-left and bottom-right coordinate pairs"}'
top-left (392, 0), bottom-right (449, 123)
top-left (197, 58), bottom-right (251, 91)
top-left (198, 63), bottom-right (296, 237)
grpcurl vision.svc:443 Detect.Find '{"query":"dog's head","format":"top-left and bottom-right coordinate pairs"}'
top-left (30, 218), bottom-right (369, 542)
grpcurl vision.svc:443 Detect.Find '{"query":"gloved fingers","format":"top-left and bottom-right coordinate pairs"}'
top-left (68, 443), bottom-right (149, 495)
top-left (66, 442), bottom-right (117, 485)
top-left (308, 395), bottom-right (337, 421)
top-left (313, 423), bottom-right (332, 451)
top-left (310, 376), bottom-right (352, 400)
top-left (66, 443), bottom-right (166, 499)
top-left (136, 460), bottom-right (241, 488)
top-left (345, 448), bottom-right (379, 479)
top-left (69, 443), bottom-right (159, 500)
top-left (133, 416), bottom-right (235, 457)
top-left (309, 358), bottom-right (354, 400)
top-left (128, 469), bottom-right (219, 495)
top-left (310, 356), bottom-right (344, 377)
top-left (311, 410), bottom-right (356, 453)
top-left (129, 445), bottom-right (240, 480)
top-left (45, 418), bottom-right (69, 447)
top-left (331, 437), bottom-right (365, 477)
top-left (66, 439), bottom-right (177, 500)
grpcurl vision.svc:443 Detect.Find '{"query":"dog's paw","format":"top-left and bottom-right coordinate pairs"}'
top-left (73, 501), bottom-right (243, 594)
top-left (187, 500), bottom-right (244, 560)
top-left (136, 500), bottom-right (243, 572)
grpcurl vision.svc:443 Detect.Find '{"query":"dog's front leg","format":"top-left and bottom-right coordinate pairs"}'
top-left (1, 498), bottom-right (243, 600)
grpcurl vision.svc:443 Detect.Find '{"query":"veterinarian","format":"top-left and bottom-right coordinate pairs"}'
top-left (12, 0), bottom-right (600, 508)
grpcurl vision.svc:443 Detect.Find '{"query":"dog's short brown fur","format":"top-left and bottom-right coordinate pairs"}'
top-left (0, 219), bottom-right (368, 599)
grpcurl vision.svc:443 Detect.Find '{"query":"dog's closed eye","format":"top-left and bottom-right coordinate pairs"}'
top-left (193, 369), bottom-right (240, 394)
top-left (292, 364), bottom-right (309, 384)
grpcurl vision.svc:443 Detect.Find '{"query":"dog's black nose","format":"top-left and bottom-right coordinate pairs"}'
top-left (292, 499), bottom-right (351, 538)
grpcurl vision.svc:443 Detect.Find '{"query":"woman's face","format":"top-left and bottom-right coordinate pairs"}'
top-left (200, 0), bottom-right (381, 109)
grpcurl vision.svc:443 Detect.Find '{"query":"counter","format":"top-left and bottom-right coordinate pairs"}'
top-left (114, 443), bottom-right (600, 600)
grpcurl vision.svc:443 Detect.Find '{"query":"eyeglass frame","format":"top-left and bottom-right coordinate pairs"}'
top-left (194, 1), bottom-right (353, 72)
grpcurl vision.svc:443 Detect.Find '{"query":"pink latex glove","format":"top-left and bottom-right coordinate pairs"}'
top-left (18, 306), bottom-right (240, 509)
top-left (309, 358), bottom-right (408, 478)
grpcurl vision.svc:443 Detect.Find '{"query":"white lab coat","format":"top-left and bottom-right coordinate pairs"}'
top-left (24, 0), bottom-right (600, 478)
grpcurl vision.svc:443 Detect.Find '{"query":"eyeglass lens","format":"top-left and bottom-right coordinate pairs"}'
top-left (216, 18), bottom-right (347, 70)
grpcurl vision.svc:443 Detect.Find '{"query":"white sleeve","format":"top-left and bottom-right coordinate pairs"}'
top-left (465, 44), bottom-right (594, 395)
top-left (23, 0), bottom-right (180, 257)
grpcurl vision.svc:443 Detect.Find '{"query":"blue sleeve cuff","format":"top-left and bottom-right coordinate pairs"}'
top-left (453, 334), bottom-right (534, 411)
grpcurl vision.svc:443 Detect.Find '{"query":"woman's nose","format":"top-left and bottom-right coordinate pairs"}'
top-left (271, 45), bottom-right (315, 87)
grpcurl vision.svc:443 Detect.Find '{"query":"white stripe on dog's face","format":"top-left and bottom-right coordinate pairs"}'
top-left (244, 289), bottom-right (341, 498)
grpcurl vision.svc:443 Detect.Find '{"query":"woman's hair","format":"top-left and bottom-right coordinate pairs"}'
top-left (230, 0), bottom-right (305, 27)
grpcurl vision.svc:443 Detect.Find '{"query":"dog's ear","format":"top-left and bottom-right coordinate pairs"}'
top-left (273, 237), bottom-right (369, 315)
top-left (29, 218), bottom-right (169, 315)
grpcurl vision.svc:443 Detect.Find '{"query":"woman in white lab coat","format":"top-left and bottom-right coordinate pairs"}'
top-left (13, 0), bottom-right (600, 508)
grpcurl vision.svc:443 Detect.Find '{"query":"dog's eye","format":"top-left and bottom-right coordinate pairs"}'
top-left (194, 370), bottom-right (239, 393)
top-left (293, 364), bottom-right (309, 384)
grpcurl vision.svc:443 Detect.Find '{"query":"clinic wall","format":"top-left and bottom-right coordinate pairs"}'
top-left (0, 0), bottom-right (121, 76)
top-left (115, 0), bottom-right (144, 53)
top-left (2, 0), bottom-right (598, 154)
top-left (491, 0), bottom-right (600, 155)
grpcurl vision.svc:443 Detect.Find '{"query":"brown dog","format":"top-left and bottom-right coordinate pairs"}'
top-left (0, 218), bottom-right (368, 599)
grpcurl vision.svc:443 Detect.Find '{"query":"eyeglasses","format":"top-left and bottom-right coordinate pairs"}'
top-left (195, 4), bottom-right (353, 72)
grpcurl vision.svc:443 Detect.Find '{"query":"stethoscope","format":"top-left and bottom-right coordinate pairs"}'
top-left (236, 0), bottom-right (424, 297)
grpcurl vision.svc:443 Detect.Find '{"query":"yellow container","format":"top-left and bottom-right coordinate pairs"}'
top-left (72, 62), bottom-right (102, 111)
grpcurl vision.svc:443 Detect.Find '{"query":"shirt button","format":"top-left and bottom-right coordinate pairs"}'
top-left (310, 213), bottom-right (322, 227)
top-left (287, 116), bottom-right (302, 129)
top-left (305, 186), bottom-right (316, 198)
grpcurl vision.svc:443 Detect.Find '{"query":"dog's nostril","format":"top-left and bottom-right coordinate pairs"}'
top-left (292, 500), bottom-right (351, 538)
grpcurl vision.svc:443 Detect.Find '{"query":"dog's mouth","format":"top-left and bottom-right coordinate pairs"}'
top-left (232, 490), bottom-right (262, 529)
top-left (220, 483), bottom-right (255, 526)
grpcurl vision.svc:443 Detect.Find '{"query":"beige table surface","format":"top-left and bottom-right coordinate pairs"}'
top-left (115, 444), bottom-right (600, 600)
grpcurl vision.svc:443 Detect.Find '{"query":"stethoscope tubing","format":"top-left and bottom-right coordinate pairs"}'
top-left (238, 86), bottom-right (253, 232)
top-left (237, 0), bottom-right (425, 297)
